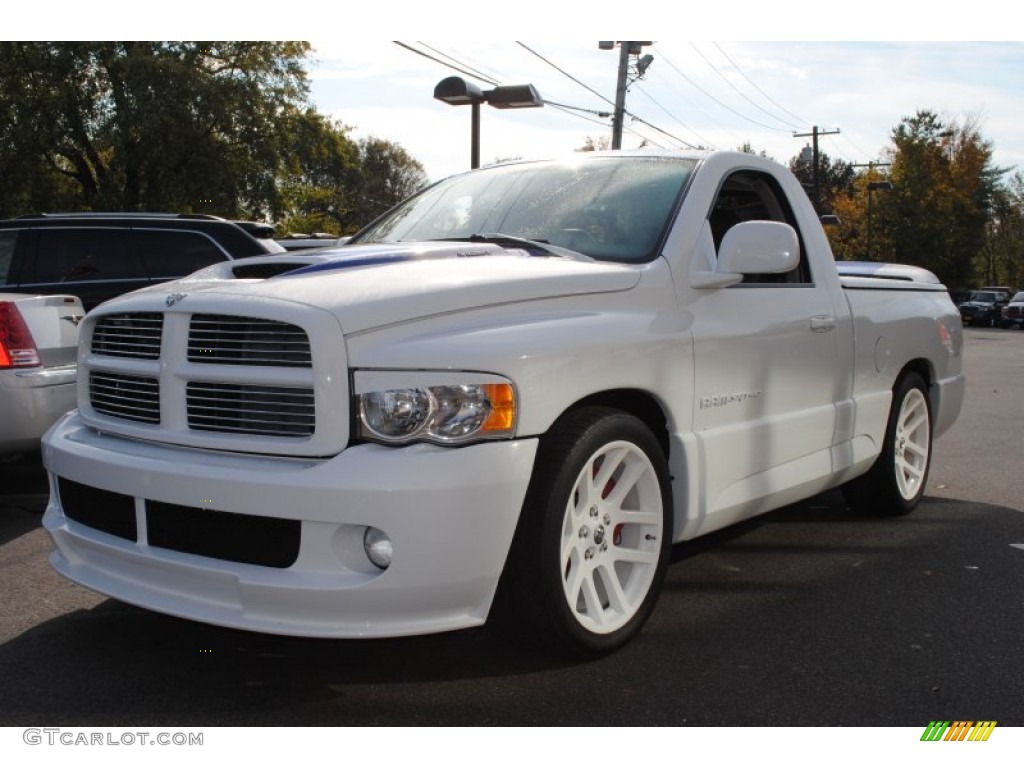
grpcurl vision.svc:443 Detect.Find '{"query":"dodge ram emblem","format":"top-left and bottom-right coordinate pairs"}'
top-left (165, 292), bottom-right (187, 307)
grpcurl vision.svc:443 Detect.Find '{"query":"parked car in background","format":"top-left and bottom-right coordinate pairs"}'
top-left (1002, 291), bottom-right (1024, 329)
top-left (959, 290), bottom-right (1009, 327)
top-left (0, 213), bottom-right (282, 311)
top-left (233, 221), bottom-right (287, 254)
top-left (1, 292), bottom-right (82, 456)
top-left (276, 233), bottom-right (351, 251)
top-left (980, 285), bottom-right (1015, 297)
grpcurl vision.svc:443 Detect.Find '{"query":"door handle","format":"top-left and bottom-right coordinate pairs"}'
top-left (810, 315), bottom-right (836, 333)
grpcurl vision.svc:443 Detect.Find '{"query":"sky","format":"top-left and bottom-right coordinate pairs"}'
top-left (10, 1), bottom-right (1023, 187)
top-left (307, 39), bottom-right (1024, 184)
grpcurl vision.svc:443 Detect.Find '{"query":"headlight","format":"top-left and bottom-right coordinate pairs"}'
top-left (354, 371), bottom-right (517, 445)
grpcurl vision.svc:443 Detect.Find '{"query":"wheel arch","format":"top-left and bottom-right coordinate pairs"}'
top-left (898, 357), bottom-right (932, 388)
top-left (558, 388), bottom-right (671, 459)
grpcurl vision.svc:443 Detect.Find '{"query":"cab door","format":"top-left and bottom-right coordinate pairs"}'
top-left (688, 169), bottom-right (842, 531)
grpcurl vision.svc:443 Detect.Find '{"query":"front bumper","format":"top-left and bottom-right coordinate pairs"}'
top-left (42, 413), bottom-right (538, 637)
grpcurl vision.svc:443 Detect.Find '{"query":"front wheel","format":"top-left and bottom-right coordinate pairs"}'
top-left (492, 407), bottom-right (672, 657)
top-left (843, 372), bottom-right (932, 515)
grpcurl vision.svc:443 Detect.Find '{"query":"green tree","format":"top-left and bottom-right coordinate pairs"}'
top-left (880, 110), bottom-right (1002, 288)
top-left (821, 111), bottom-right (1005, 290)
top-left (275, 109), bottom-right (361, 234)
top-left (788, 148), bottom-right (855, 215)
top-left (345, 138), bottom-right (428, 230)
top-left (981, 173), bottom-right (1024, 288)
top-left (0, 41), bottom-right (311, 217)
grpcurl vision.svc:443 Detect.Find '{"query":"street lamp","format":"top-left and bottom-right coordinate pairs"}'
top-left (433, 76), bottom-right (543, 170)
top-left (866, 180), bottom-right (893, 260)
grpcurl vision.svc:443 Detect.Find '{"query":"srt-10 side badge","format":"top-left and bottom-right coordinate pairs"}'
top-left (700, 391), bottom-right (762, 409)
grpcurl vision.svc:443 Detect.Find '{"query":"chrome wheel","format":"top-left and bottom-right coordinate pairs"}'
top-left (560, 439), bottom-right (664, 635)
top-left (893, 386), bottom-right (930, 501)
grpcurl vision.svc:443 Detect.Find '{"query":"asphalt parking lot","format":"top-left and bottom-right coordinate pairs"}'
top-left (1, 327), bottom-right (1022, 726)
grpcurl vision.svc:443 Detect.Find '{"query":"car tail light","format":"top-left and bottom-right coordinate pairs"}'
top-left (0, 301), bottom-right (41, 368)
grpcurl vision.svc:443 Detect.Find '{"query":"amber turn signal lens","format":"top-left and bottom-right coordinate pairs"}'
top-left (481, 383), bottom-right (516, 432)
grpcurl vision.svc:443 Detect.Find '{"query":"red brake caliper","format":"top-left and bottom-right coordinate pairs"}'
top-left (595, 459), bottom-right (623, 545)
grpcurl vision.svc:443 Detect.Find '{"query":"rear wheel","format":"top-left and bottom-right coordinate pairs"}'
top-left (493, 407), bottom-right (671, 656)
top-left (844, 372), bottom-right (932, 516)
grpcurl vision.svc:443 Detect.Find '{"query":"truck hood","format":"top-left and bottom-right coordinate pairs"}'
top-left (124, 242), bottom-right (642, 333)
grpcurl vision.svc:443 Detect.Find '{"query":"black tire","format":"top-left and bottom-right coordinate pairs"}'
top-left (491, 407), bottom-right (672, 657)
top-left (843, 372), bottom-right (932, 516)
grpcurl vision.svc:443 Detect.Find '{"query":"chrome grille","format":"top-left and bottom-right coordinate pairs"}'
top-left (91, 313), bottom-right (163, 359)
top-left (89, 371), bottom-right (160, 424)
top-left (186, 382), bottom-right (315, 437)
top-left (188, 314), bottom-right (312, 367)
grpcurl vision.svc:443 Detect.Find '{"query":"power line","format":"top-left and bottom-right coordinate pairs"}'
top-left (627, 111), bottom-right (701, 150)
top-left (396, 41), bottom-right (623, 146)
top-left (393, 41), bottom-right (498, 84)
top-left (712, 43), bottom-right (809, 128)
top-left (654, 46), bottom-right (794, 133)
top-left (515, 41), bottom-right (615, 108)
top-left (518, 41), bottom-right (684, 149)
top-left (690, 42), bottom-right (801, 130)
top-left (415, 42), bottom-right (500, 86)
top-left (634, 83), bottom-right (714, 149)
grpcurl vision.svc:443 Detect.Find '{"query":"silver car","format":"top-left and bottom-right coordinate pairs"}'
top-left (0, 292), bottom-right (82, 456)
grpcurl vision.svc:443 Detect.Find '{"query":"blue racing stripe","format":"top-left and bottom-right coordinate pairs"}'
top-left (279, 253), bottom-right (414, 277)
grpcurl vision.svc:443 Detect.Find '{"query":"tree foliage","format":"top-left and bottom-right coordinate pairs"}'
top-left (0, 41), bottom-right (428, 234)
top-left (820, 110), bottom-right (1012, 290)
top-left (0, 42), bottom-right (312, 216)
top-left (788, 149), bottom-right (855, 215)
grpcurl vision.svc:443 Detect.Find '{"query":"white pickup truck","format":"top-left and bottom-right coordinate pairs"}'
top-left (41, 151), bottom-right (964, 655)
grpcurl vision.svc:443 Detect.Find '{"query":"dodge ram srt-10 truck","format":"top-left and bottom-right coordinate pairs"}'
top-left (41, 151), bottom-right (964, 656)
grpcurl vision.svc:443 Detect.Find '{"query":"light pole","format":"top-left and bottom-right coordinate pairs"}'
top-left (866, 180), bottom-right (893, 260)
top-left (433, 76), bottom-right (543, 170)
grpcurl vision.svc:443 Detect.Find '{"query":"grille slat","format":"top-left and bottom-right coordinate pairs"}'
top-left (89, 372), bottom-right (160, 424)
top-left (188, 314), bottom-right (312, 368)
top-left (92, 313), bottom-right (163, 359)
top-left (186, 382), bottom-right (315, 437)
top-left (87, 312), bottom-right (319, 439)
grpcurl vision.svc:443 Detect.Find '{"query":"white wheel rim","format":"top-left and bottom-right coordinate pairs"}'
top-left (894, 388), bottom-right (930, 500)
top-left (560, 440), bottom-right (663, 635)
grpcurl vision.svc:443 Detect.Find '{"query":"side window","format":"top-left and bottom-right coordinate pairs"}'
top-left (0, 231), bottom-right (17, 286)
top-left (708, 170), bottom-right (810, 285)
top-left (137, 230), bottom-right (228, 278)
top-left (30, 228), bottom-right (138, 284)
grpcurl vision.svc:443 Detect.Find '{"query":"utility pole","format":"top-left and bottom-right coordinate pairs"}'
top-left (793, 125), bottom-right (840, 213)
top-left (600, 41), bottom-right (652, 150)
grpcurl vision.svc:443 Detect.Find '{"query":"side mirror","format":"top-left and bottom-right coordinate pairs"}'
top-left (718, 221), bottom-right (800, 275)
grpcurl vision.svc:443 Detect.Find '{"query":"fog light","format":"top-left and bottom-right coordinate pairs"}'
top-left (363, 527), bottom-right (393, 570)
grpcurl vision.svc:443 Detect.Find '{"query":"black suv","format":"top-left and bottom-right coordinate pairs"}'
top-left (0, 213), bottom-right (279, 310)
top-left (958, 289), bottom-right (1010, 328)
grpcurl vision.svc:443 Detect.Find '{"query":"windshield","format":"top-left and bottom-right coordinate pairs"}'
top-left (351, 156), bottom-right (695, 263)
top-left (968, 291), bottom-right (999, 302)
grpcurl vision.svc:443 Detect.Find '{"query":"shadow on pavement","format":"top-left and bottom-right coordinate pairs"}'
top-left (1, 490), bottom-right (1022, 727)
